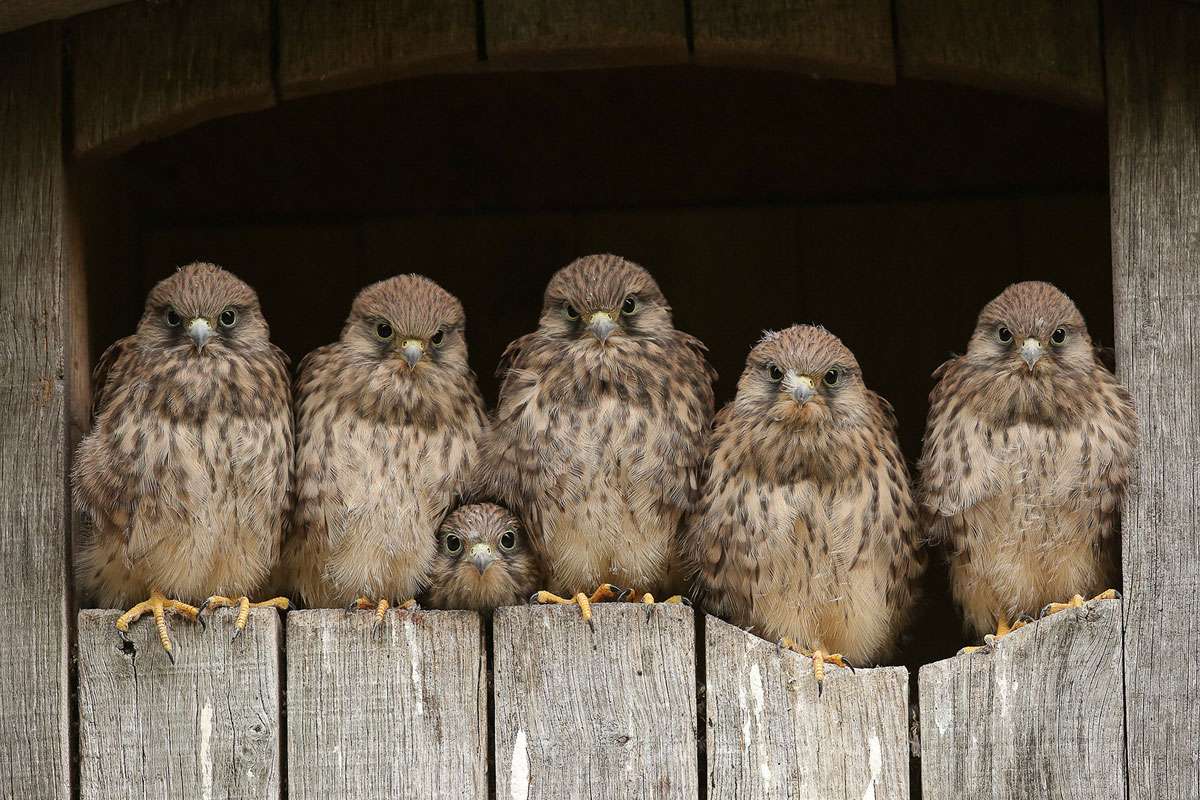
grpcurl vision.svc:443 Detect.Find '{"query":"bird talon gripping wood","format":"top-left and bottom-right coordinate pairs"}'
top-left (113, 590), bottom-right (199, 663)
top-left (199, 595), bottom-right (290, 641)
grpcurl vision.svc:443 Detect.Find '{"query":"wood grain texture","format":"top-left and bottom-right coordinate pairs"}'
top-left (705, 615), bottom-right (909, 800)
top-left (895, 0), bottom-right (1104, 108)
top-left (0, 0), bottom-right (124, 34)
top-left (484, 0), bottom-right (688, 68)
top-left (1106, 3), bottom-right (1200, 799)
top-left (918, 600), bottom-right (1124, 799)
top-left (691, 0), bottom-right (895, 84)
top-left (71, 0), bottom-right (273, 157)
top-left (278, 0), bottom-right (478, 99)
top-left (77, 608), bottom-right (282, 800)
top-left (0, 22), bottom-right (70, 800)
top-left (493, 604), bottom-right (698, 800)
top-left (286, 609), bottom-right (488, 800)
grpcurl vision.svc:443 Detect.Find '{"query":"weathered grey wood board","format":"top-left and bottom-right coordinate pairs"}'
top-left (895, 0), bottom-right (1104, 108)
top-left (1106, 3), bottom-right (1200, 799)
top-left (286, 609), bottom-right (488, 800)
top-left (691, 0), bottom-right (895, 84)
top-left (77, 608), bottom-right (282, 799)
top-left (71, 0), bottom-right (273, 157)
top-left (493, 604), bottom-right (698, 800)
top-left (278, 0), bottom-right (478, 99)
top-left (919, 600), bottom-right (1124, 799)
top-left (0, 21), bottom-right (70, 800)
top-left (705, 615), bottom-right (909, 800)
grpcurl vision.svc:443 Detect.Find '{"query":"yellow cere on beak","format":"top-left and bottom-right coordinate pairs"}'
top-left (789, 374), bottom-right (816, 405)
top-left (587, 311), bottom-right (616, 343)
top-left (469, 543), bottom-right (496, 575)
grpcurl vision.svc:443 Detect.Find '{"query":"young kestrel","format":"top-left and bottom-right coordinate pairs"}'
top-left (481, 254), bottom-right (716, 621)
top-left (688, 325), bottom-right (924, 680)
top-left (919, 281), bottom-right (1136, 649)
top-left (73, 263), bottom-right (293, 660)
top-left (281, 275), bottom-right (487, 620)
top-left (424, 503), bottom-right (542, 614)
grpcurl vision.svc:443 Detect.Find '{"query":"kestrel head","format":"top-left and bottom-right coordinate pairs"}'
top-left (429, 503), bottom-right (541, 611)
top-left (138, 263), bottom-right (269, 356)
top-left (537, 254), bottom-right (674, 346)
top-left (341, 274), bottom-right (468, 374)
top-left (966, 281), bottom-right (1092, 376)
top-left (734, 325), bottom-right (873, 430)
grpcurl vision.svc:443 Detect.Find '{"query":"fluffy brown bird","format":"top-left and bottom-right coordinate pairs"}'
top-left (424, 503), bottom-right (542, 613)
top-left (281, 274), bottom-right (486, 619)
top-left (688, 325), bottom-right (923, 680)
top-left (919, 281), bottom-right (1136, 649)
top-left (482, 254), bottom-right (716, 621)
top-left (73, 263), bottom-right (293, 660)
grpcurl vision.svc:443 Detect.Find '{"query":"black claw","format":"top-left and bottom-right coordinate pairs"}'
top-left (586, 616), bottom-right (595, 634)
top-left (644, 605), bottom-right (654, 622)
top-left (1038, 603), bottom-right (1054, 618)
top-left (528, 593), bottom-right (540, 605)
top-left (615, 588), bottom-right (634, 603)
top-left (346, 600), bottom-right (361, 613)
top-left (231, 626), bottom-right (244, 643)
top-left (166, 646), bottom-right (177, 665)
top-left (680, 597), bottom-right (693, 608)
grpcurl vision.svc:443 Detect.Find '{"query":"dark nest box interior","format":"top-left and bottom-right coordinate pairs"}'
top-left (70, 62), bottom-right (1110, 669)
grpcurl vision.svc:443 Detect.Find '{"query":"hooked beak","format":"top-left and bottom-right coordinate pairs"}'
top-left (187, 318), bottom-right (213, 352)
top-left (790, 374), bottom-right (816, 405)
top-left (1020, 338), bottom-right (1044, 372)
top-left (588, 311), bottom-right (616, 343)
top-left (469, 543), bottom-right (496, 575)
top-left (401, 339), bottom-right (424, 368)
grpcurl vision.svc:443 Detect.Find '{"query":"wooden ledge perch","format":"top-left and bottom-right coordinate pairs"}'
top-left (77, 607), bottom-right (283, 799)
top-left (704, 615), bottom-right (911, 799)
top-left (918, 598), bottom-right (1124, 799)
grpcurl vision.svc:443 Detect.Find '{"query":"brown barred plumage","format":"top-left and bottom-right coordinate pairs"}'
top-left (424, 503), bottom-right (542, 613)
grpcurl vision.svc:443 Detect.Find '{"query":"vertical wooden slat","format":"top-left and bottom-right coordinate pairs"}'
top-left (895, 0), bottom-right (1104, 107)
top-left (278, 0), bottom-right (478, 100)
top-left (705, 616), bottom-right (910, 800)
top-left (1106, 3), bottom-right (1200, 799)
top-left (71, 0), bottom-right (274, 158)
top-left (918, 601), bottom-right (1125, 799)
top-left (493, 604), bottom-right (698, 799)
top-left (77, 609), bottom-right (283, 799)
top-left (286, 609), bottom-right (488, 800)
top-left (0, 21), bottom-right (70, 800)
top-left (691, 0), bottom-right (895, 84)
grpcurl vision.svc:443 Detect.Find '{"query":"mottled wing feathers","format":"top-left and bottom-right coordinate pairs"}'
top-left (90, 335), bottom-right (134, 420)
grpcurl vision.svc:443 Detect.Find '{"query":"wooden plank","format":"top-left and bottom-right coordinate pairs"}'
top-left (895, 0), bottom-right (1104, 108)
top-left (278, 0), bottom-right (478, 100)
top-left (1106, 3), bottom-right (1200, 799)
top-left (705, 615), bottom-right (909, 800)
top-left (0, 0), bottom-right (125, 34)
top-left (485, 0), bottom-right (688, 68)
top-left (77, 608), bottom-right (283, 799)
top-left (71, 0), bottom-right (273, 158)
top-left (493, 604), bottom-right (698, 800)
top-left (286, 609), bottom-right (488, 800)
top-left (0, 22), bottom-right (70, 800)
top-left (918, 601), bottom-right (1124, 799)
top-left (691, 0), bottom-right (895, 85)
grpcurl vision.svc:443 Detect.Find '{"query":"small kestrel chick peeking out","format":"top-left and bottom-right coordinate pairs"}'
top-left (424, 503), bottom-right (542, 614)
top-left (919, 281), bottom-right (1137, 652)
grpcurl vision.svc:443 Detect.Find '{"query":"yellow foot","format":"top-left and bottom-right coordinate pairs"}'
top-left (778, 638), bottom-right (850, 684)
top-left (635, 592), bottom-right (690, 619)
top-left (958, 612), bottom-right (1031, 655)
top-left (531, 583), bottom-right (623, 628)
top-left (198, 595), bottom-right (290, 640)
top-left (114, 590), bottom-right (199, 664)
top-left (1042, 588), bottom-right (1120, 618)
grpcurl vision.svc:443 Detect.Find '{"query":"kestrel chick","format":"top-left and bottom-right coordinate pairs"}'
top-left (919, 281), bottom-right (1136, 649)
top-left (424, 503), bottom-right (542, 613)
top-left (282, 274), bottom-right (486, 621)
top-left (688, 325), bottom-right (923, 680)
top-left (73, 263), bottom-right (293, 660)
top-left (482, 254), bottom-right (716, 622)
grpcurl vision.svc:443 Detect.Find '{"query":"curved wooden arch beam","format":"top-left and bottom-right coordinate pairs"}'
top-left (895, 0), bottom-right (1104, 109)
top-left (71, 0), bottom-right (273, 158)
top-left (278, 0), bottom-right (478, 100)
top-left (691, 0), bottom-right (896, 85)
top-left (483, 0), bottom-right (688, 69)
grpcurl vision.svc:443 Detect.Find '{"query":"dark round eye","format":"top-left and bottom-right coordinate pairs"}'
top-left (219, 307), bottom-right (237, 328)
top-left (767, 364), bottom-right (784, 382)
top-left (1051, 327), bottom-right (1067, 345)
top-left (430, 329), bottom-right (445, 346)
top-left (443, 533), bottom-right (462, 555)
top-left (376, 322), bottom-right (393, 340)
top-left (565, 304), bottom-right (579, 320)
top-left (165, 308), bottom-right (181, 327)
top-left (621, 296), bottom-right (637, 315)
top-left (997, 326), bottom-right (1013, 343)
top-left (499, 531), bottom-right (517, 551)
top-left (824, 369), bottom-right (840, 386)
